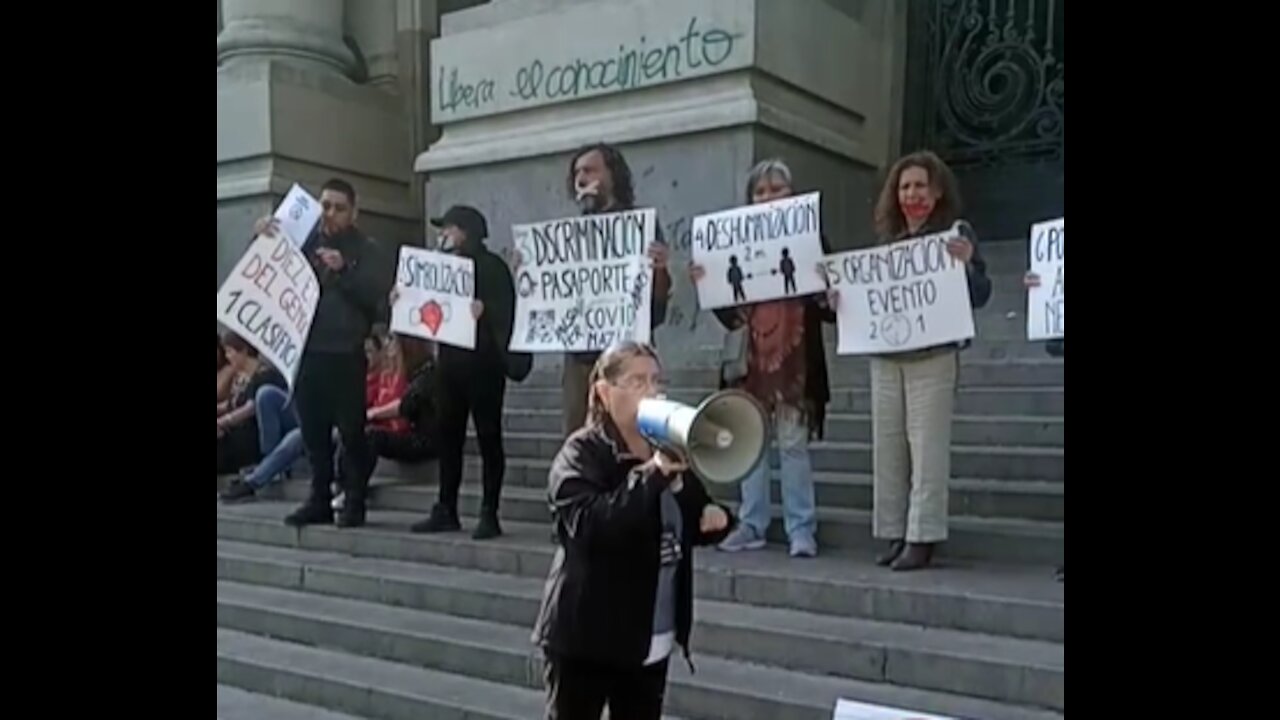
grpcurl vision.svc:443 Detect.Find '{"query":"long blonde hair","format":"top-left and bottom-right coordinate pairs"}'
top-left (585, 341), bottom-right (661, 427)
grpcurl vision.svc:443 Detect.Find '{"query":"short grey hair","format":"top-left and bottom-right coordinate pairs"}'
top-left (744, 158), bottom-right (793, 203)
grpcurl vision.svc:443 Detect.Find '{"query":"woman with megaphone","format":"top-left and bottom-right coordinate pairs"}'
top-left (532, 341), bottom-right (734, 720)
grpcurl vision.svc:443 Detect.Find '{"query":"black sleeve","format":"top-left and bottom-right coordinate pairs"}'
top-left (549, 436), bottom-right (668, 549)
top-left (650, 224), bottom-right (670, 330)
top-left (712, 307), bottom-right (745, 331)
top-left (334, 241), bottom-right (387, 320)
top-left (958, 222), bottom-right (993, 310)
top-left (398, 363), bottom-right (434, 420)
top-left (673, 474), bottom-right (736, 547)
top-left (481, 255), bottom-right (517, 353)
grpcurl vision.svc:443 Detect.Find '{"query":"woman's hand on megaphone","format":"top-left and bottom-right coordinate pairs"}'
top-left (699, 505), bottom-right (730, 533)
top-left (647, 449), bottom-right (688, 478)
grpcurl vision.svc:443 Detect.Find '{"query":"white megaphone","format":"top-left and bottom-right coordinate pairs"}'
top-left (636, 390), bottom-right (768, 484)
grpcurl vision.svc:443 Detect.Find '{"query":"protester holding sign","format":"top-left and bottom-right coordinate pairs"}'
top-left (255, 179), bottom-right (387, 530)
top-left (555, 143), bottom-right (672, 437)
top-left (689, 159), bottom-right (835, 559)
top-left (411, 205), bottom-right (515, 540)
top-left (1026, 270), bottom-right (1064, 583)
top-left (865, 151), bottom-right (991, 572)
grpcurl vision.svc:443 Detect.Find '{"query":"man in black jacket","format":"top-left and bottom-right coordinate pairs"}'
top-left (257, 178), bottom-right (387, 529)
top-left (412, 206), bottom-right (516, 540)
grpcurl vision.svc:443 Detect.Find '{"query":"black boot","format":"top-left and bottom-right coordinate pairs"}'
top-left (891, 543), bottom-right (935, 572)
top-left (336, 497), bottom-right (366, 528)
top-left (876, 540), bottom-right (905, 566)
top-left (472, 510), bottom-right (503, 540)
top-left (412, 503), bottom-right (461, 534)
top-left (284, 498), bottom-right (332, 527)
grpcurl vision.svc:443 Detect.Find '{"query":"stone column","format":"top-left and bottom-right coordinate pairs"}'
top-left (347, 0), bottom-right (399, 89)
top-left (217, 0), bottom-right (356, 78)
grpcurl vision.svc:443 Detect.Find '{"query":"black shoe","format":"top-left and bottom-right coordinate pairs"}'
top-left (411, 503), bottom-right (461, 534)
top-left (284, 500), bottom-right (332, 527)
top-left (220, 480), bottom-right (256, 504)
top-left (1055, 565), bottom-right (1064, 583)
top-left (891, 543), bottom-right (935, 572)
top-left (336, 500), bottom-right (366, 529)
top-left (875, 540), bottom-right (905, 566)
top-left (472, 512), bottom-right (503, 540)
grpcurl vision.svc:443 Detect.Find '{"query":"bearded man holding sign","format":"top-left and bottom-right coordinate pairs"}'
top-left (255, 179), bottom-right (387, 529)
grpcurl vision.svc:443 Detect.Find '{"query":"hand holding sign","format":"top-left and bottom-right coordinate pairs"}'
top-left (945, 236), bottom-right (974, 263)
top-left (471, 300), bottom-right (485, 320)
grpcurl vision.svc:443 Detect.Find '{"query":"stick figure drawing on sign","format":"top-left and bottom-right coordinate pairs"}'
top-left (728, 255), bottom-right (746, 303)
top-left (780, 247), bottom-right (797, 295)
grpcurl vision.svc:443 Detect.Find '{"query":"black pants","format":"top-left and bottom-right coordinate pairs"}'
top-left (369, 427), bottom-right (435, 463)
top-left (294, 350), bottom-right (371, 505)
top-left (437, 363), bottom-right (506, 514)
top-left (543, 654), bottom-right (668, 720)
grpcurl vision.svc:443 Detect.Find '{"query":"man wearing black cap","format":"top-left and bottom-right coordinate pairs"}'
top-left (412, 205), bottom-right (516, 540)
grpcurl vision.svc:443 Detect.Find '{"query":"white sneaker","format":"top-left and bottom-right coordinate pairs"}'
top-left (789, 536), bottom-right (818, 558)
top-left (718, 525), bottom-right (766, 552)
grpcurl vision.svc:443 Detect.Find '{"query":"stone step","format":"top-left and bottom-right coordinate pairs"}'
top-left (465, 433), bottom-right (1065, 483)
top-left (455, 458), bottom-right (1064, 522)
top-left (217, 581), bottom-right (1063, 718)
top-left (505, 386), bottom-right (1065, 416)
top-left (216, 505), bottom-right (1065, 642)
top-left (499, 411), bottom-right (1066, 447)
top-left (519, 358), bottom-right (1064, 389)
top-left (276, 481), bottom-right (1062, 564)
top-left (218, 628), bottom-right (542, 720)
top-left (217, 685), bottom-right (363, 720)
top-left (218, 547), bottom-right (1065, 711)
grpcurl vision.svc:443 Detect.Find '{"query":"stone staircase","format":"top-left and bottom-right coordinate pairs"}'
top-left (217, 497), bottom-right (1063, 719)
top-left (216, 239), bottom-right (1064, 718)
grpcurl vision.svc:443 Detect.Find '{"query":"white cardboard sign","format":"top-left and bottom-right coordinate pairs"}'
top-left (1026, 217), bottom-right (1064, 341)
top-left (826, 224), bottom-right (975, 355)
top-left (692, 192), bottom-right (827, 309)
top-left (391, 246), bottom-right (477, 350)
top-left (216, 232), bottom-right (320, 386)
top-left (510, 208), bottom-right (655, 352)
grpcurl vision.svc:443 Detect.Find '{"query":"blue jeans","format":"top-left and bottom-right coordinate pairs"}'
top-left (246, 386), bottom-right (303, 490)
top-left (736, 405), bottom-right (817, 543)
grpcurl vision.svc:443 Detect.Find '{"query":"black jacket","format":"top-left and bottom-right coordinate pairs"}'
top-left (439, 241), bottom-right (516, 375)
top-left (531, 420), bottom-right (734, 668)
top-left (301, 228), bottom-right (385, 355)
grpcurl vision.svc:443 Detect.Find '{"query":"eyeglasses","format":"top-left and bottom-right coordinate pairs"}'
top-left (611, 373), bottom-right (666, 392)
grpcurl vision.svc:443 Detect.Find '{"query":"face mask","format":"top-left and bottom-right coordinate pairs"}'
top-left (438, 233), bottom-right (456, 252)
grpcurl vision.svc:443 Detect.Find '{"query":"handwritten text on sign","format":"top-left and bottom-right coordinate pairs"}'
top-left (273, 183), bottom-right (322, 249)
top-left (392, 247), bottom-right (476, 350)
top-left (431, 0), bottom-right (751, 122)
top-left (1027, 217), bottom-right (1064, 341)
top-left (693, 192), bottom-right (827, 310)
top-left (510, 209), bottom-right (654, 352)
top-left (825, 226), bottom-right (975, 355)
top-left (216, 234), bottom-right (320, 386)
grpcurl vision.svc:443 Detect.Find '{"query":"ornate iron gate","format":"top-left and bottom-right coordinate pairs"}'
top-left (903, 0), bottom-right (1064, 238)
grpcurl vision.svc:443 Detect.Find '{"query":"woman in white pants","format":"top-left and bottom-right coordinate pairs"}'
top-left (870, 151), bottom-right (991, 571)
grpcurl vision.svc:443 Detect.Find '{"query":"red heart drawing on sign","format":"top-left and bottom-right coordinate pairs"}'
top-left (419, 301), bottom-right (443, 335)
